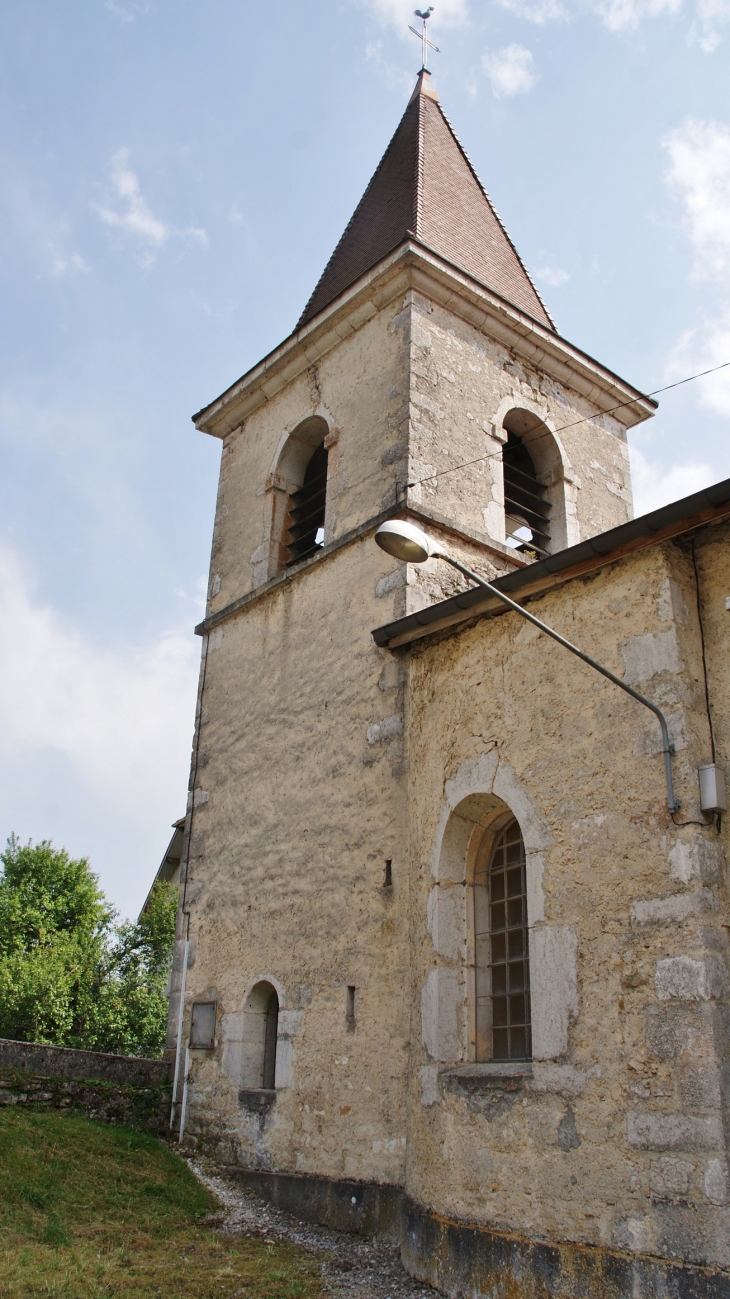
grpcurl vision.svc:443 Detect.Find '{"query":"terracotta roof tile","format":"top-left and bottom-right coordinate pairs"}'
top-left (297, 72), bottom-right (554, 331)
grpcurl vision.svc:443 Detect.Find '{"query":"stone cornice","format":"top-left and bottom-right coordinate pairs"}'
top-left (194, 502), bottom-right (525, 636)
top-left (193, 242), bottom-right (657, 440)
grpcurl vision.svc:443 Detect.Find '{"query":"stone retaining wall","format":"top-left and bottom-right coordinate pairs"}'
top-left (0, 1037), bottom-right (171, 1087)
top-left (0, 1038), bottom-right (172, 1134)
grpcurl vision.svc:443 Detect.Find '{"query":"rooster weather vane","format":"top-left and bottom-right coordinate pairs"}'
top-left (409, 7), bottom-right (440, 71)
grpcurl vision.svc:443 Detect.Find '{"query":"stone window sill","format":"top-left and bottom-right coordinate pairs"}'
top-left (440, 1062), bottom-right (532, 1095)
top-left (238, 1088), bottom-right (276, 1113)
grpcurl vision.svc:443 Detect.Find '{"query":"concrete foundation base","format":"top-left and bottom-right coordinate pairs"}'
top-left (225, 1167), bottom-right (730, 1298)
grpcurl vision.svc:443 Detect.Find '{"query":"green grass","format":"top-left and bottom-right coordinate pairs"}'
top-left (0, 1109), bottom-right (326, 1298)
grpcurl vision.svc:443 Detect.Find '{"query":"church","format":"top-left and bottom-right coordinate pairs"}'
top-left (166, 68), bottom-right (730, 1296)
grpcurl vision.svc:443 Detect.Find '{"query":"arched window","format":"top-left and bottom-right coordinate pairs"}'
top-left (502, 429), bottom-right (551, 557)
top-left (474, 817), bottom-right (531, 1062)
top-left (242, 980), bottom-right (279, 1090)
top-left (264, 416), bottom-right (330, 579)
top-left (285, 440), bottom-right (328, 565)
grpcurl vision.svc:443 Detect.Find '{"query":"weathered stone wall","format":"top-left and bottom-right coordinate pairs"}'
top-left (205, 301), bottom-right (409, 620)
top-left (201, 278), bottom-right (642, 634)
top-left (400, 288), bottom-right (633, 555)
top-left (180, 532), bottom-right (413, 1183)
top-left (0, 1052), bottom-right (170, 1133)
top-left (170, 256), bottom-right (722, 1291)
top-left (405, 528), bottom-right (730, 1270)
top-left (0, 1037), bottom-right (170, 1088)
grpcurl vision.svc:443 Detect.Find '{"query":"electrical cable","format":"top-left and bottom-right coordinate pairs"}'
top-left (254, 358), bottom-right (729, 517)
top-left (399, 359), bottom-right (730, 493)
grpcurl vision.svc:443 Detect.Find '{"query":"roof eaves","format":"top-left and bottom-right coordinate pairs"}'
top-left (193, 241), bottom-right (655, 437)
top-left (371, 477), bottom-right (730, 649)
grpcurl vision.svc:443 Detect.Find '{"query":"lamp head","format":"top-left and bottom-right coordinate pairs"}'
top-left (374, 519), bottom-right (443, 564)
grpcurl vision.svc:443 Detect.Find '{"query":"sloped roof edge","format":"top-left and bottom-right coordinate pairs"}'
top-left (371, 478), bottom-right (730, 649)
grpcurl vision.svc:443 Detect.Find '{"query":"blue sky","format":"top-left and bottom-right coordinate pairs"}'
top-left (0, 0), bottom-right (728, 917)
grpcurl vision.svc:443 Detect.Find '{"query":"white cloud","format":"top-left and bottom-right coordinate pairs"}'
top-left (94, 149), bottom-right (208, 261)
top-left (51, 252), bottom-right (90, 277)
top-left (0, 545), bottom-right (198, 786)
top-left (497, 0), bottom-right (568, 22)
top-left (482, 44), bottom-right (537, 96)
top-left (690, 0), bottom-right (730, 48)
top-left (594, 0), bottom-right (729, 43)
top-left (594, 0), bottom-right (681, 32)
top-left (361, 0), bottom-right (469, 30)
top-left (668, 323), bottom-right (730, 416)
top-left (95, 149), bottom-right (169, 247)
top-left (629, 446), bottom-right (715, 514)
top-left (664, 118), bottom-right (730, 275)
top-left (104, 0), bottom-right (150, 21)
top-left (0, 542), bottom-right (198, 834)
top-left (534, 263), bottom-right (570, 285)
top-left (365, 39), bottom-right (414, 90)
top-left (663, 118), bottom-right (730, 417)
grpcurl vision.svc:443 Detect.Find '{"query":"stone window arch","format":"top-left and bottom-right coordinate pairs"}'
top-left (266, 416), bottom-right (329, 575)
top-left (242, 980), bottom-right (279, 1089)
top-left (473, 813), bottom-right (531, 1062)
top-left (493, 405), bottom-right (579, 555)
top-left (423, 753), bottom-right (577, 1073)
top-left (501, 409), bottom-right (553, 556)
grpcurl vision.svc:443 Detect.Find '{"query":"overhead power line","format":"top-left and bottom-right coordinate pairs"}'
top-left (400, 358), bottom-right (730, 493)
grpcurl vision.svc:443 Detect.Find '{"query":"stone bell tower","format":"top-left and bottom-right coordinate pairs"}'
top-left (168, 67), bottom-right (654, 1196)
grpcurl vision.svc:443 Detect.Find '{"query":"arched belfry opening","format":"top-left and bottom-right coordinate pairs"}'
top-left (501, 411), bottom-right (552, 557)
top-left (268, 415), bottom-right (330, 575)
top-left (286, 440), bottom-right (328, 566)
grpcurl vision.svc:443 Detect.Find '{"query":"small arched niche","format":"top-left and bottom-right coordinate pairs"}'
top-left (500, 408), bottom-right (572, 556)
top-left (242, 980), bottom-right (279, 1089)
top-left (269, 416), bottom-right (329, 573)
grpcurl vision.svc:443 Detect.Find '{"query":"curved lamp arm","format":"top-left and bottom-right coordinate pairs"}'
top-left (439, 550), bottom-right (679, 814)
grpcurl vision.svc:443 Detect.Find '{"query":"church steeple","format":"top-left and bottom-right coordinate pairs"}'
top-left (297, 71), bottom-right (554, 331)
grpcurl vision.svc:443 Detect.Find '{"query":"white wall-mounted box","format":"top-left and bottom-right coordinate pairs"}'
top-left (698, 764), bottom-right (728, 814)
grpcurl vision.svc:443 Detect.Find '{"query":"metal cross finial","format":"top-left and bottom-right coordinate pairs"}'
top-left (409, 7), bottom-right (440, 71)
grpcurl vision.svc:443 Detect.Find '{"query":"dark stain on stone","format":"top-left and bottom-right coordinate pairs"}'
top-left (558, 1108), bottom-right (581, 1151)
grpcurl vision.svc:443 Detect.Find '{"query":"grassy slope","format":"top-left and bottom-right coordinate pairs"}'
top-left (0, 1109), bottom-right (326, 1298)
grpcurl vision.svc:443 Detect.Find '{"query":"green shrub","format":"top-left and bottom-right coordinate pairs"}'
top-left (0, 835), bottom-right (177, 1057)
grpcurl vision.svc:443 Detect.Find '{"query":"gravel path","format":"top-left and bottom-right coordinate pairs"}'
top-left (189, 1157), bottom-right (436, 1299)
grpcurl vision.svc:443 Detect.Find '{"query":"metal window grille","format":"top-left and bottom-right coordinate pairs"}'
top-left (286, 442), bottom-right (328, 565)
top-left (488, 819), bottom-right (531, 1061)
top-left (502, 432), bottom-right (551, 557)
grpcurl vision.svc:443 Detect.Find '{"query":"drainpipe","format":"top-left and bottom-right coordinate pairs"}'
top-left (178, 1048), bottom-right (191, 1145)
top-left (169, 937), bottom-right (189, 1130)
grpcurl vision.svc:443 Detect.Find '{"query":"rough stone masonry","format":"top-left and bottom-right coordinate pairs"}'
top-left (165, 68), bottom-right (730, 1297)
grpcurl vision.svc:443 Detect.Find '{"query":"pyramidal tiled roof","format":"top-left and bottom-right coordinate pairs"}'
top-left (297, 71), bottom-right (555, 331)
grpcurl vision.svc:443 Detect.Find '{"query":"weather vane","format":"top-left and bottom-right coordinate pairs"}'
top-left (409, 7), bottom-right (440, 71)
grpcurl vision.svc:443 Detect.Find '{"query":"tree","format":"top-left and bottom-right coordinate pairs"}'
top-left (0, 836), bottom-right (177, 1057)
top-left (85, 880), bottom-right (178, 1058)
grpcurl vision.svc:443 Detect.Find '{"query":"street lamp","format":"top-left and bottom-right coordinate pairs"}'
top-left (374, 520), bottom-right (679, 813)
